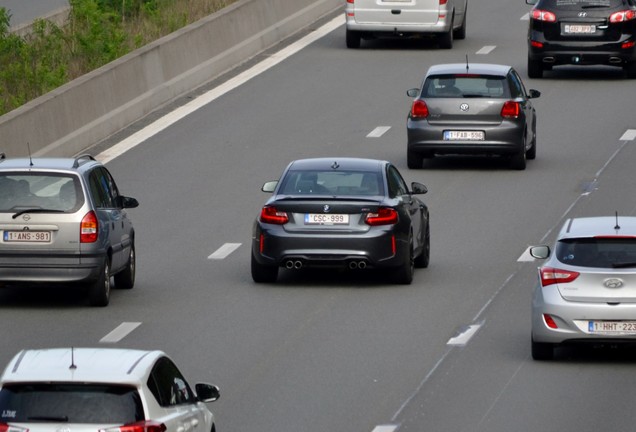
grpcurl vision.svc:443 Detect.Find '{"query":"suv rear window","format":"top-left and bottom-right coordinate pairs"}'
top-left (0, 173), bottom-right (83, 212)
top-left (543, 0), bottom-right (628, 9)
top-left (556, 237), bottom-right (636, 268)
top-left (422, 75), bottom-right (510, 98)
top-left (0, 383), bottom-right (144, 424)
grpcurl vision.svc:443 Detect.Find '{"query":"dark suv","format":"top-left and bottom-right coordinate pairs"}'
top-left (526, 0), bottom-right (636, 78)
top-left (0, 154), bottom-right (138, 306)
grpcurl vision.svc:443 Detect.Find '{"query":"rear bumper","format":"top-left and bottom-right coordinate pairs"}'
top-left (528, 34), bottom-right (636, 65)
top-left (0, 252), bottom-right (104, 284)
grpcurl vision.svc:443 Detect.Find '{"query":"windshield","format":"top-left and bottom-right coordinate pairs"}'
top-left (278, 170), bottom-right (384, 196)
top-left (0, 383), bottom-right (144, 424)
top-left (556, 237), bottom-right (636, 268)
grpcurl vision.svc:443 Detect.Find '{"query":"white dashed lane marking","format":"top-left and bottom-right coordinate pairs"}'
top-left (208, 243), bottom-right (242, 259)
top-left (447, 323), bottom-right (483, 346)
top-left (371, 425), bottom-right (398, 432)
top-left (620, 129), bottom-right (636, 140)
top-left (100, 322), bottom-right (141, 343)
top-left (476, 45), bottom-right (496, 55)
top-left (518, 246), bottom-right (536, 262)
top-left (367, 126), bottom-right (391, 138)
top-left (521, 12), bottom-right (530, 20)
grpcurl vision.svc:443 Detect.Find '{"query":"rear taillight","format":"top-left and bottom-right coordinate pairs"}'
top-left (365, 208), bottom-right (398, 226)
top-left (101, 421), bottom-right (167, 432)
top-left (260, 206), bottom-right (289, 225)
top-left (439, 0), bottom-right (448, 4)
top-left (501, 101), bottom-right (520, 118)
top-left (530, 40), bottom-right (544, 48)
top-left (610, 10), bottom-right (636, 22)
top-left (0, 424), bottom-right (29, 432)
top-left (347, 0), bottom-right (354, 3)
top-left (530, 9), bottom-right (556, 22)
top-left (411, 100), bottom-right (429, 119)
top-left (80, 211), bottom-right (99, 243)
top-left (543, 314), bottom-right (559, 329)
top-left (539, 267), bottom-right (580, 287)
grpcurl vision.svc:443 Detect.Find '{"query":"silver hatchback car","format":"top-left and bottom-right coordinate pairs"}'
top-left (0, 154), bottom-right (138, 306)
top-left (530, 216), bottom-right (636, 360)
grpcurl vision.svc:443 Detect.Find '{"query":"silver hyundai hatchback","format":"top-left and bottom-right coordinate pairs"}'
top-left (530, 216), bottom-right (636, 360)
top-left (0, 154), bottom-right (138, 306)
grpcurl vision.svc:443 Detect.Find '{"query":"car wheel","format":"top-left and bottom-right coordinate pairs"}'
top-left (88, 257), bottom-right (111, 307)
top-left (346, 29), bottom-right (361, 49)
top-left (393, 235), bottom-right (414, 284)
top-left (526, 125), bottom-right (537, 160)
top-left (251, 252), bottom-right (278, 283)
top-left (624, 61), bottom-right (636, 78)
top-left (407, 149), bottom-right (424, 169)
top-left (510, 136), bottom-right (527, 170)
top-left (527, 56), bottom-right (543, 78)
top-left (453, 8), bottom-right (466, 40)
top-left (114, 243), bottom-right (135, 289)
top-left (414, 221), bottom-right (430, 268)
top-left (438, 23), bottom-right (454, 49)
top-left (531, 337), bottom-right (554, 360)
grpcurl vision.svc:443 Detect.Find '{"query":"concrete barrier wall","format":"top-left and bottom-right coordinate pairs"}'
top-left (0, 0), bottom-right (342, 157)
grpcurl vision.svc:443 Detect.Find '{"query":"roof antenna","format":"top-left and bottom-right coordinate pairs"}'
top-left (614, 211), bottom-right (620, 230)
top-left (27, 142), bottom-right (33, 167)
top-left (69, 346), bottom-right (77, 370)
top-left (465, 54), bottom-right (469, 72)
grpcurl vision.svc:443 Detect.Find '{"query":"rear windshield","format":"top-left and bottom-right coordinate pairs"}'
top-left (0, 383), bottom-right (144, 424)
top-left (556, 237), bottom-right (636, 268)
top-left (544, 0), bottom-right (630, 9)
top-left (422, 75), bottom-right (510, 98)
top-left (278, 170), bottom-right (384, 196)
top-left (0, 173), bottom-right (84, 213)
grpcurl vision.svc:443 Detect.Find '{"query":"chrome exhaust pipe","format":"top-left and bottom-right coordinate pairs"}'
top-left (609, 57), bottom-right (622, 64)
top-left (349, 261), bottom-right (358, 269)
top-left (294, 260), bottom-right (303, 269)
top-left (285, 260), bottom-right (295, 269)
top-left (358, 261), bottom-right (367, 269)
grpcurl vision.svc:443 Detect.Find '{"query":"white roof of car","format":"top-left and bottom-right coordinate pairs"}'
top-left (426, 63), bottom-right (512, 76)
top-left (559, 216), bottom-right (636, 239)
top-left (1, 348), bottom-right (164, 384)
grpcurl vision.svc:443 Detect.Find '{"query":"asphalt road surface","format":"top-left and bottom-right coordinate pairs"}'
top-left (0, 0), bottom-right (68, 28)
top-left (2, 1), bottom-right (636, 431)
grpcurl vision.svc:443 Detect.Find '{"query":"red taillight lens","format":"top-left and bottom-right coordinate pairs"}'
top-left (0, 424), bottom-right (29, 432)
top-left (80, 211), bottom-right (98, 243)
top-left (610, 10), bottom-right (636, 22)
top-left (439, 0), bottom-right (448, 4)
top-left (530, 9), bottom-right (556, 22)
top-left (539, 267), bottom-right (580, 287)
top-left (622, 40), bottom-right (636, 49)
top-left (501, 101), bottom-right (520, 118)
top-left (411, 100), bottom-right (429, 118)
top-left (347, 0), bottom-right (354, 3)
top-left (259, 206), bottom-right (289, 225)
top-left (101, 421), bottom-right (167, 432)
top-left (365, 208), bottom-right (398, 226)
top-left (530, 40), bottom-right (544, 48)
top-left (543, 314), bottom-right (559, 329)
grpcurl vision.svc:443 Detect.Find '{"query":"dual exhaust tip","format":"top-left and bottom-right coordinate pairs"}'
top-left (283, 260), bottom-right (368, 270)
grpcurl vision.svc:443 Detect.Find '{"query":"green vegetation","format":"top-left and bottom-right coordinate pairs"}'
top-left (0, 0), bottom-right (233, 116)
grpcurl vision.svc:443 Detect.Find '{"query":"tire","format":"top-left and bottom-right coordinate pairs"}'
top-left (531, 338), bottom-right (554, 360)
top-left (114, 243), bottom-right (135, 289)
top-left (510, 136), bottom-right (527, 170)
top-left (454, 8), bottom-right (466, 40)
top-left (393, 235), bottom-right (414, 284)
top-left (251, 252), bottom-right (278, 283)
top-left (407, 149), bottom-right (423, 169)
top-left (624, 61), bottom-right (636, 78)
top-left (414, 221), bottom-right (430, 269)
top-left (88, 258), bottom-right (111, 307)
top-left (346, 29), bottom-right (361, 49)
top-left (526, 126), bottom-right (537, 160)
top-left (438, 24), bottom-right (454, 49)
top-left (527, 56), bottom-right (543, 78)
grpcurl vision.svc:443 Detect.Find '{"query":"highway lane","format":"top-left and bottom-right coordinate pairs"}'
top-left (0, 0), bottom-right (68, 28)
top-left (2, 0), bottom-right (636, 431)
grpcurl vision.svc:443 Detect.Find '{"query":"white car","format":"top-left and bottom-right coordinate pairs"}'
top-left (0, 348), bottom-right (220, 432)
top-left (345, 0), bottom-right (468, 49)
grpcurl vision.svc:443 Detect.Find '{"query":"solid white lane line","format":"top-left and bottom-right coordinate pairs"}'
top-left (97, 14), bottom-right (345, 163)
top-left (517, 247), bottom-right (536, 262)
top-left (208, 242), bottom-right (242, 259)
top-left (371, 425), bottom-right (398, 432)
top-left (447, 323), bottom-right (483, 346)
top-left (100, 322), bottom-right (142, 343)
top-left (620, 129), bottom-right (636, 141)
top-left (476, 45), bottom-right (496, 55)
top-left (367, 126), bottom-right (391, 138)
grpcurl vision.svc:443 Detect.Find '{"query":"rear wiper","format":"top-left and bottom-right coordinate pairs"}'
top-left (462, 94), bottom-right (484, 98)
top-left (581, 4), bottom-right (608, 8)
top-left (12, 208), bottom-right (65, 219)
top-left (27, 415), bottom-right (69, 422)
top-left (612, 261), bottom-right (636, 268)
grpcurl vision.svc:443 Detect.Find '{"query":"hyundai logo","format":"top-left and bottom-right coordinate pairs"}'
top-left (578, 11), bottom-right (587, 17)
top-left (323, 205), bottom-right (331, 213)
top-left (460, 103), bottom-right (469, 111)
top-left (603, 278), bottom-right (624, 288)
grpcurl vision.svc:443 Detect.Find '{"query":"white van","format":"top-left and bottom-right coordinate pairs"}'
top-left (345, 0), bottom-right (467, 49)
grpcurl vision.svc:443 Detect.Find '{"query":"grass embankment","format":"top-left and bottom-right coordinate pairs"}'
top-left (0, 0), bottom-right (233, 116)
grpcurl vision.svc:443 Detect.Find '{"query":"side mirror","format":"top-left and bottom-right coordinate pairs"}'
top-left (120, 196), bottom-right (139, 209)
top-left (195, 383), bottom-right (220, 403)
top-left (530, 245), bottom-right (550, 259)
top-left (528, 89), bottom-right (541, 99)
top-left (526, 0), bottom-right (538, 5)
top-left (262, 181), bottom-right (278, 193)
top-left (406, 88), bottom-right (419, 97)
top-left (411, 182), bottom-right (428, 195)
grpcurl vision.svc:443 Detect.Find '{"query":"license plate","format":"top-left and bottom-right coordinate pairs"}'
top-left (304, 214), bottom-right (349, 225)
top-left (3, 231), bottom-right (52, 242)
top-left (444, 130), bottom-right (485, 141)
top-left (564, 24), bottom-right (596, 34)
top-left (588, 321), bottom-right (636, 334)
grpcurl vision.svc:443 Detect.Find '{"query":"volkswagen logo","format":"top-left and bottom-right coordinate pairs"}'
top-left (578, 12), bottom-right (587, 17)
top-left (323, 205), bottom-right (331, 213)
top-left (603, 278), bottom-right (624, 288)
top-left (460, 103), bottom-right (469, 112)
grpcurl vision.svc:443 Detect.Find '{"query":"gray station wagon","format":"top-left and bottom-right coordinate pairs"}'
top-left (0, 154), bottom-right (138, 306)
